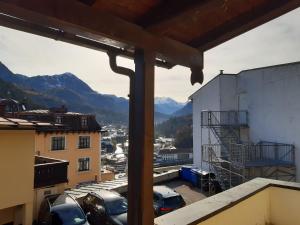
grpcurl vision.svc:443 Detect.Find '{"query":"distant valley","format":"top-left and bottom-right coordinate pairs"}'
top-left (0, 62), bottom-right (191, 125)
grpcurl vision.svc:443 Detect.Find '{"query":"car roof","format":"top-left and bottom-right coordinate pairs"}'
top-left (54, 194), bottom-right (77, 205)
top-left (90, 189), bottom-right (122, 201)
top-left (47, 194), bottom-right (80, 211)
top-left (153, 186), bottom-right (179, 198)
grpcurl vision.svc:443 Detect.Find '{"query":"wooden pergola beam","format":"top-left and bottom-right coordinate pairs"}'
top-left (140, 0), bottom-right (220, 34)
top-left (0, 14), bottom-right (174, 69)
top-left (0, 0), bottom-right (203, 69)
top-left (190, 0), bottom-right (300, 50)
top-left (137, 0), bottom-right (209, 28)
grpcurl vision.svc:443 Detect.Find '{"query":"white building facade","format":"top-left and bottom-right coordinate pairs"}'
top-left (190, 62), bottom-right (300, 181)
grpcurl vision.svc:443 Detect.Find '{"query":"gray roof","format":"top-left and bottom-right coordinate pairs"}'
top-left (22, 109), bottom-right (92, 116)
top-left (0, 117), bottom-right (62, 130)
top-left (22, 109), bottom-right (50, 114)
top-left (92, 189), bottom-right (122, 201)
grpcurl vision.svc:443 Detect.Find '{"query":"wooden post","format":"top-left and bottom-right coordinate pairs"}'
top-left (128, 49), bottom-right (155, 225)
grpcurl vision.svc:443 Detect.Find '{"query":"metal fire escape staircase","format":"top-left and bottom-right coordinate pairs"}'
top-left (201, 111), bottom-right (248, 191)
top-left (201, 110), bottom-right (296, 193)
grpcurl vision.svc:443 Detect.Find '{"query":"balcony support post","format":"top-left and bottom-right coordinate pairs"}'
top-left (128, 49), bottom-right (155, 225)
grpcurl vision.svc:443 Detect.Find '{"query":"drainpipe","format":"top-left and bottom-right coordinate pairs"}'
top-left (107, 51), bottom-right (134, 177)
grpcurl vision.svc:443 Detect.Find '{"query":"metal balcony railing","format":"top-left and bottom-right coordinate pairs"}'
top-left (202, 142), bottom-right (295, 191)
top-left (203, 142), bottom-right (295, 169)
top-left (201, 110), bottom-right (248, 127)
top-left (34, 156), bottom-right (69, 188)
top-left (230, 142), bottom-right (295, 168)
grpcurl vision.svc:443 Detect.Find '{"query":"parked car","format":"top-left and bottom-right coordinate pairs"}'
top-left (38, 194), bottom-right (90, 225)
top-left (82, 186), bottom-right (185, 224)
top-left (153, 185), bottom-right (185, 216)
top-left (82, 190), bottom-right (128, 225)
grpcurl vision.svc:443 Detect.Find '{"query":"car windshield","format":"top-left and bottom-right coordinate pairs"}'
top-left (163, 196), bottom-right (183, 206)
top-left (105, 198), bottom-right (128, 215)
top-left (52, 207), bottom-right (86, 225)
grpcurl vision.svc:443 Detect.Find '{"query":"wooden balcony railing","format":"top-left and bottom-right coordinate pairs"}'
top-left (34, 156), bottom-right (69, 188)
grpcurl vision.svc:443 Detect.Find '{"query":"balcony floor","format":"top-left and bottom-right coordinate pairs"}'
top-left (163, 179), bottom-right (207, 205)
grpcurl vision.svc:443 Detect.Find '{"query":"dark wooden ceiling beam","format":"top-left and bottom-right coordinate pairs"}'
top-left (0, 14), bottom-right (174, 69)
top-left (190, 0), bottom-right (300, 50)
top-left (0, 0), bottom-right (203, 68)
top-left (139, 0), bottom-right (221, 34)
top-left (137, 0), bottom-right (209, 28)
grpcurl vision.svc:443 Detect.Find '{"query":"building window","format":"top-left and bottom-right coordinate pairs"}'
top-left (78, 158), bottom-right (90, 172)
top-left (55, 116), bottom-right (62, 124)
top-left (79, 136), bottom-right (90, 149)
top-left (51, 136), bottom-right (65, 151)
top-left (81, 117), bottom-right (88, 127)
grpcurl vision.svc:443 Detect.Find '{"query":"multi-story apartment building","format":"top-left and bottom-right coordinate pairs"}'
top-left (0, 100), bottom-right (102, 188)
top-left (17, 106), bottom-right (102, 188)
top-left (190, 62), bottom-right (300, 190)
top-left (0, 117), bottom-right (69, 225)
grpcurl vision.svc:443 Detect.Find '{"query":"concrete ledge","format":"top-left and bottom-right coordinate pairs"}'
top-left (66, 169), bottom-right (179, 200)
top-left (154, 178), bottom-right (300, 225)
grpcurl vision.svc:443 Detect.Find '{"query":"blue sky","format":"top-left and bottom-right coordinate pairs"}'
top-left (1, 7), bottom-right (300, 102)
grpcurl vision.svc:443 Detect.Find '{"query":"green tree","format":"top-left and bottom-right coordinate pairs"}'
top-left (174, 125), bottom-right (193, 148)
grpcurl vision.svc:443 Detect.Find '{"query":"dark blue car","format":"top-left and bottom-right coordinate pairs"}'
top-left (38, 194), bottom-right (90, 225)
top-left (153, 186), bottom-right (186, 216)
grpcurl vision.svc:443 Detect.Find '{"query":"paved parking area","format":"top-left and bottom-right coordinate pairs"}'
top-left (163, 179), bottom-right (207, 205)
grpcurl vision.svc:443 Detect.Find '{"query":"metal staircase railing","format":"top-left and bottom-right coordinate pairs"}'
top-left (201, 110), bottom-right (296, 192)
top-left (202, 144), bottom-right (245, 192)
top-left (201, 110), bottom-right (248, 127)
top-left (207, 111), bottom-right (241, 158)
top-left (201, 110), bottom-right (248, 191)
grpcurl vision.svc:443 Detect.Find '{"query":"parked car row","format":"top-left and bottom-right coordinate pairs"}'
top-left (38, 185), bottom-right (185, 225)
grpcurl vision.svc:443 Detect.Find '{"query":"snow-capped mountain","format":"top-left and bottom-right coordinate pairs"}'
top-left (0, 62), bottom-right (172, 124)
top-left (155, 97), bottom-right (185, 115)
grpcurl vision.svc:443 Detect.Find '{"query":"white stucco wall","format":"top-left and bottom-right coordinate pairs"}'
top-left (191, 75), bottom-right (237, 168)
top-left (220, 75), bottom-right (237, 111)
top-left (191, 62), bottom-right (300, 180)
top-left (237, 63), bottom-right (300, 180)
top-left (191, 76), bottom-right (221, 169)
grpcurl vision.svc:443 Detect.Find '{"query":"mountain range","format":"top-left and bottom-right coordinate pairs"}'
top-left (155, 97), bottom-right (185, 115)
top-left (0, 62), bottom-right (191, 124)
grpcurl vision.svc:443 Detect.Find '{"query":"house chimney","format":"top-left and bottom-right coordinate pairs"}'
top-left (220, 70), bottom-right (224, 75)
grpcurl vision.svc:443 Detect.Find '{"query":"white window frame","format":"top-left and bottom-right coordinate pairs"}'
top-left (55, 115), bottom-right (62, 124)
top-left (50, 136), bottom-right (66, 151)
top-left (78, 135), bottom-right (91, 149)
top-left (78, 157), bottom-right (91, 172)
top-left (81, 116), bottom-right (88, 127)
